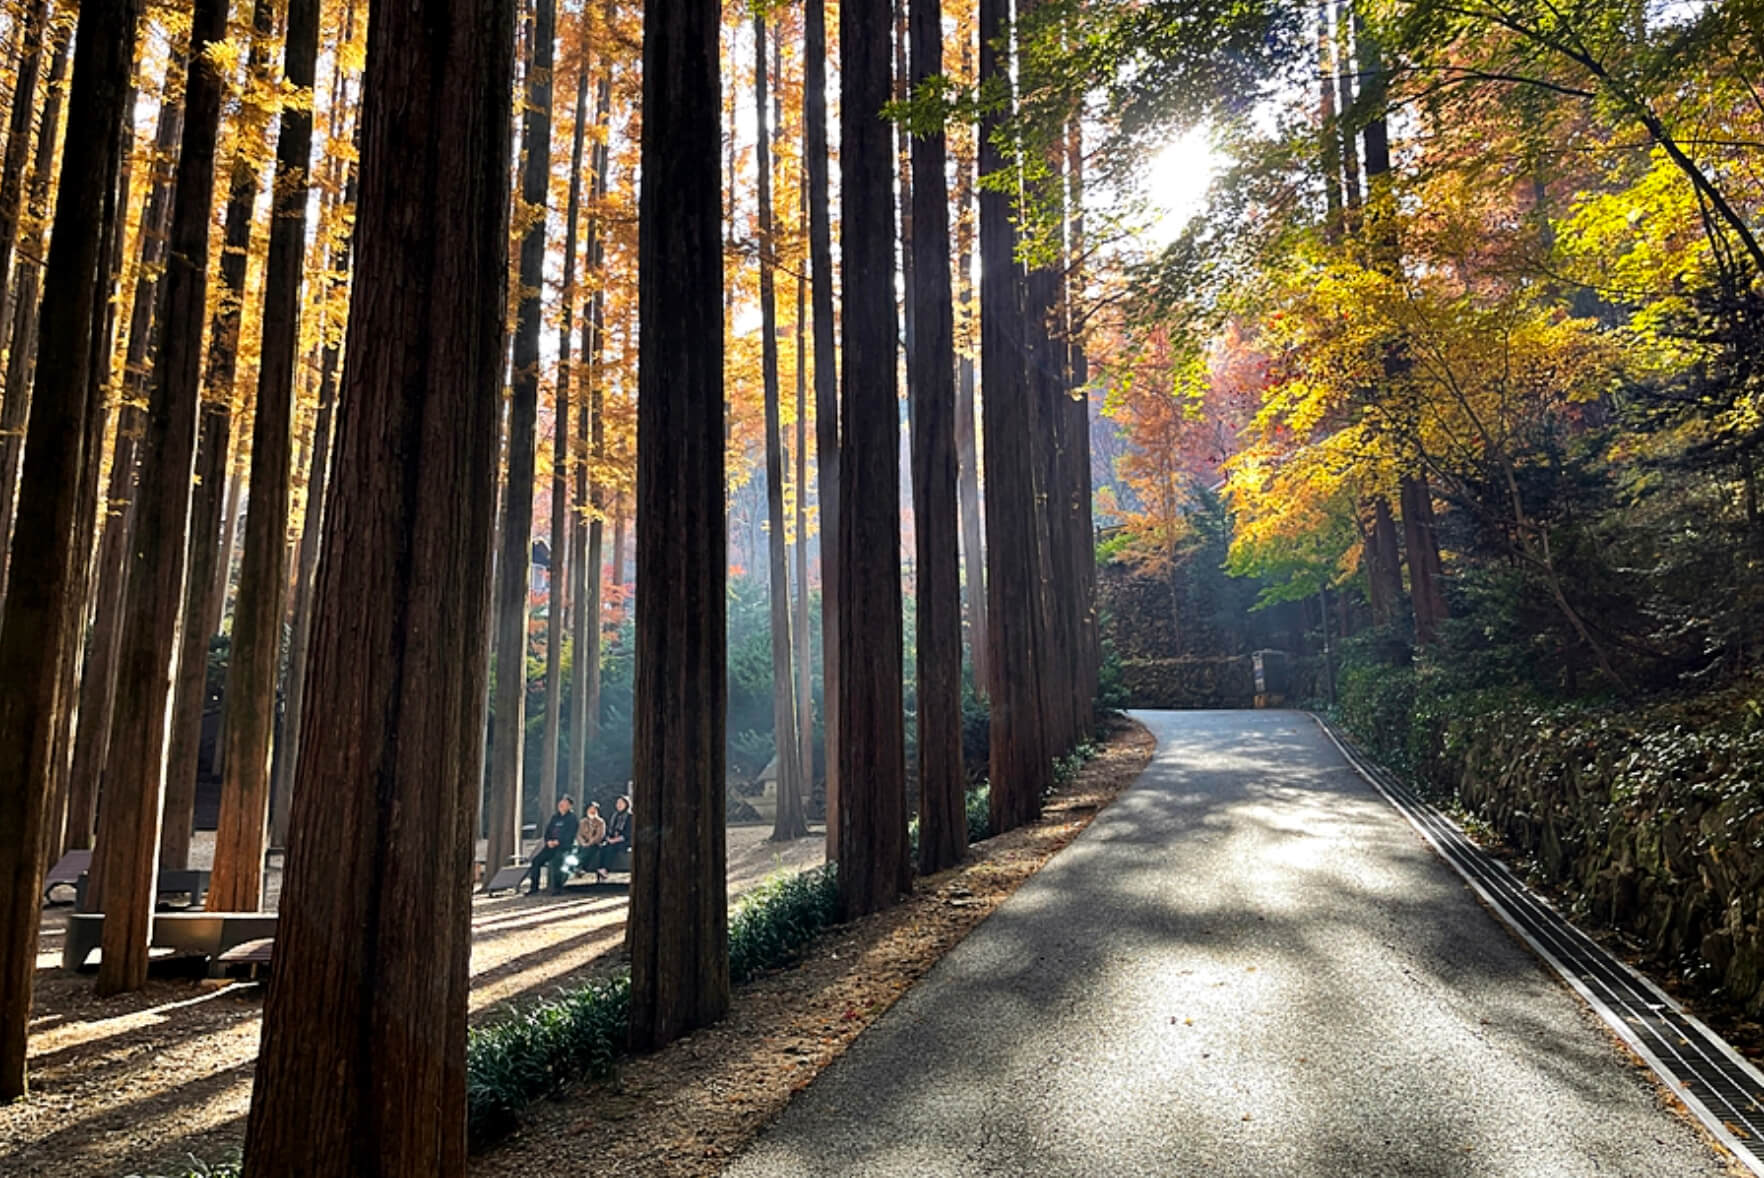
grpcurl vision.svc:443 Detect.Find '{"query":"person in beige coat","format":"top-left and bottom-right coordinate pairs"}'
top-left (576, 802), bottom-right (607, 876)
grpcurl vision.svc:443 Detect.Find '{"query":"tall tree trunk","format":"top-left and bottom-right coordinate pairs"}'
top-left (92, 0), bottom-right (228, 996)
top-left (1401, 472), bottom-right (1448, 644)
top-left (805, 0), bottom-right (841, 860)
top-left (1317, 0), bottom-right (1343, 235)
top-left (160, 400), bottom-right (230, 870)
top-left (1334, 0), bottom-right (1361, 213)
top-left (1365, 496), bottom-right (1405, 630)
top-left (241, 0), bottom-right (512, 1161)
top-left (1066, 115), bottom-right (1098, 728)
top-left (910, 0), bottom-right (964, 875)
top-left (488, 0), bottom-right (555, 874)
top-left (0, 23), bottom-right (70, 590)
top-left (893, 0), bottom-right (914, 392)
top-left (58, 26), bottom-right (150, 858)
top-left (628, 0), bottom-right (729, 1052)
top-left (0, 0), bottom-right (142, 1098)
top-left (0, 0), bottom-right (50, 364)
top-left (756, 11), bottom-right (807, 844)
top-left (569, 53), bottom-right (611, 802)
top-left (952, 41), bottom-right (986, 695)
top-left (270, 135), bottom-right (358, 848)
top-left (838, 0), bottom-right (909, 920)
top-left (208, 0), bottom-right (320, 910)
top-left (982, 0), bottom-right (1048, 834)
top-left (552, 65), bottom-right (587, 802)
top-left (793, 179), bottom-right (815, 810)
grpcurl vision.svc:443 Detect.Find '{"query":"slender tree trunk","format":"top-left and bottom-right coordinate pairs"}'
top-left (1334, 0), bottom-right (1361, 214)
top-left (838, 0), bottom-right (909, 920)
top-left (270, 141), bottom-right (358, 848)
top-left (982, 0), bottom-right (1048, 834)
top-left (92, 0), bottom-right (228, 996)
top-left (570, 55), bottom-right (611, 801)
top-left (794, 179), bottom-right (815, 809)
top-left (241, 0), bottom-right (511, 1161)
top-left (488, 0), bottom-right (555, 874)
top-left (952, 56), bottom-right (986, 695)
top-left (208, 0), bottom-right (320, 911)
top-left (0, 0), bottom-right (50, 362)
top-left (160, 401), bottom-right (230, 870)
top-left (0, 0), bottom-right (141, 1098)
top-left (910, 0), bottom-right (963, 875)
top-left (894, 0), bottom-right (914, 390)
top-left (1365, 496), bottom-right (1405, 630)
top-left (1317, 1), bottom-right (1343, 235)
top-left (552, 65), bottom-right (587, 802)
top-left (1400, 472), bottom-right (1447, 644)
top-left (1065, 114), bottom-right (1098, 731)
top-left (0, 24), bottom-right (70, 588)
top-left (60, 28), bottom-right (153, 858)
top-left (610, 491), bottom-right (625, 604)
top-left (805, 0), bottom-right (841, 859)
top-left (755, 11), bottom-right (807, 843)
top-left (628, 0), bottom-right (729, 1053)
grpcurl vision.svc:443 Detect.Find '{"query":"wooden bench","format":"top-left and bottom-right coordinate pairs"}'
top-left (212, 937), bottom-right (275, 979)
top-left (41, 850), bottom-right (91, 902)
top-left (63, 911), bottom-right (278, 973)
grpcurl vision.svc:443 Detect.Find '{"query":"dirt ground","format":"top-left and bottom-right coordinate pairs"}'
top-left (0, 823), bottom-right (828, 1178)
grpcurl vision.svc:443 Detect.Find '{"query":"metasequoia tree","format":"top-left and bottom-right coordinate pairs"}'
top-left (910, 0), bottom-right (965, 874)
top-left (755, 8), bottom-right (807, 843)
top-left (837, 0), bottom-right (909, 919)
top-left (489, 0), bottom-right (557, 869)
top-left (92, 0), bottom-right (230, 996)
top-left (0, 0), bottom-right (50, 365)
top-left (65, 41), bottom-right (184, 857)
top-left (0, 0), bottom-right (143, 1100)
top-left (209, 0), bottom-right (322, 910)
top-left (549, 64), bottom-right (586, 804)
top-left (240, 0), bottom-right (512, 1164)
top-left (569, 54), bottom-right (612, 803)
top-left (804, 0), bottom-right (840, 858)
top-left (627, 0), bottom-right (729, 1051)
top-left (952, 18), bottom-right (987, 693)
top-left (981, 0), bottom-right (1049, 833)
top-left (0, 22), bottom-right (71, 588)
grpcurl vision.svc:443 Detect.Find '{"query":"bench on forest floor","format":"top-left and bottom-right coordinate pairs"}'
top-left (62, 911), bottom-right (277, 975)
top-left (213, 937), bottom-right (275, 979)
top-left (69, 868), bottom-right (211, 912)
top-left (480, 846), bottom-right (632, 896)
top-left (42, 850), bottom-right (91, 902)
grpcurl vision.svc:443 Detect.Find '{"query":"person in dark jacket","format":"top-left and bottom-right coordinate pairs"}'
top-left (524, 797), bottom-right (580, 896)
top-left (594, 794), bottom-right (632, 881)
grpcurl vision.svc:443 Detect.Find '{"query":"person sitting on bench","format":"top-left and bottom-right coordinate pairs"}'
top-left (573, 802), bottom-right (606, 878)
top-left (524, 797), bottom-right (579, 896)
top-left (593, 794), bottom-right (632, 882)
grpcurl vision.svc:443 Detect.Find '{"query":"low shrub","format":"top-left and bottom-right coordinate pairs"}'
top-left (728, 863), bottom-right (839, 984)
top-left (965, 782), bottom-right (992, 843)
top-left (127, 1157), bottom-right (242, 1178)
top-left (467, 973), bottom-right (630, 1149)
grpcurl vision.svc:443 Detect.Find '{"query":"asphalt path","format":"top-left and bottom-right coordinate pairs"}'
top-left (723, 709), bottom-right (1733, 1178)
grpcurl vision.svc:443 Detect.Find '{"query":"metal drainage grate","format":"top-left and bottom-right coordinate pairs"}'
top-left (1314, 714), bottom-right (1764, 1175)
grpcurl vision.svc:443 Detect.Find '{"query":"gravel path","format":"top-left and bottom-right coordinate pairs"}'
top-left (724, 710), bottom-right (1735, 1178)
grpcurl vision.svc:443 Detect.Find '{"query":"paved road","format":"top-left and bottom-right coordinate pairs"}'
top-left (725, 710), bottom-right (1733, 1178)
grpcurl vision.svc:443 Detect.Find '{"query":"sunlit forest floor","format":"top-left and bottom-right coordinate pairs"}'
top-left (2, 825), bottom-right (827, 1178)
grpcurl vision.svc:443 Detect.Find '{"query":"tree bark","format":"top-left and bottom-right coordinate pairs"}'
top-left (0, 0), bottom-right (142, 1097)
top-left (628, 0), bottom-right (729, 1052)
top-left (805, 0), bottom-right (841, 860)
top-left (837, 0), bottom-right (909, 920)
top-left (952, 49), bottom-right (987, 695)
top-left (241, 0), bottom-right (511, 1162)
top-left (982, 0), bottom-right (1049, 834)
top-left (208, 0), bottom-right (321, 911)
top-left (0, 23), bottom-right (70, 593)
top-left (1365, 495), bottom-right (1406, 630)
top-left (569, 55), bottom-right (612, 802)
top-left (270, 146), bottom-right (358, 848)
top-left (0, 0), bottom-right (50, 365)
top-left (92, 0), bottom-right (228, 996)
top-left (793, 180), bottom-right (815, 812)
top-left (160, 401), bottom-right (231, 870)
top-left (1400, 472), bottom-right (1447, 645)
top-left (551, 64), bottom-right (586, 803)
top-left (910, 0), bottom-right (964, 876)
top-left (488, 0), bottom-right (555, 875)
top-left (756, 11), bottom-right (807, 844)
top-left (1064, 114), bottom-right (1098, 731)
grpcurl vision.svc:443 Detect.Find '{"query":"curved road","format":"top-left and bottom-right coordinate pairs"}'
top-left (725, 710), bottom-right (1732, 1178)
